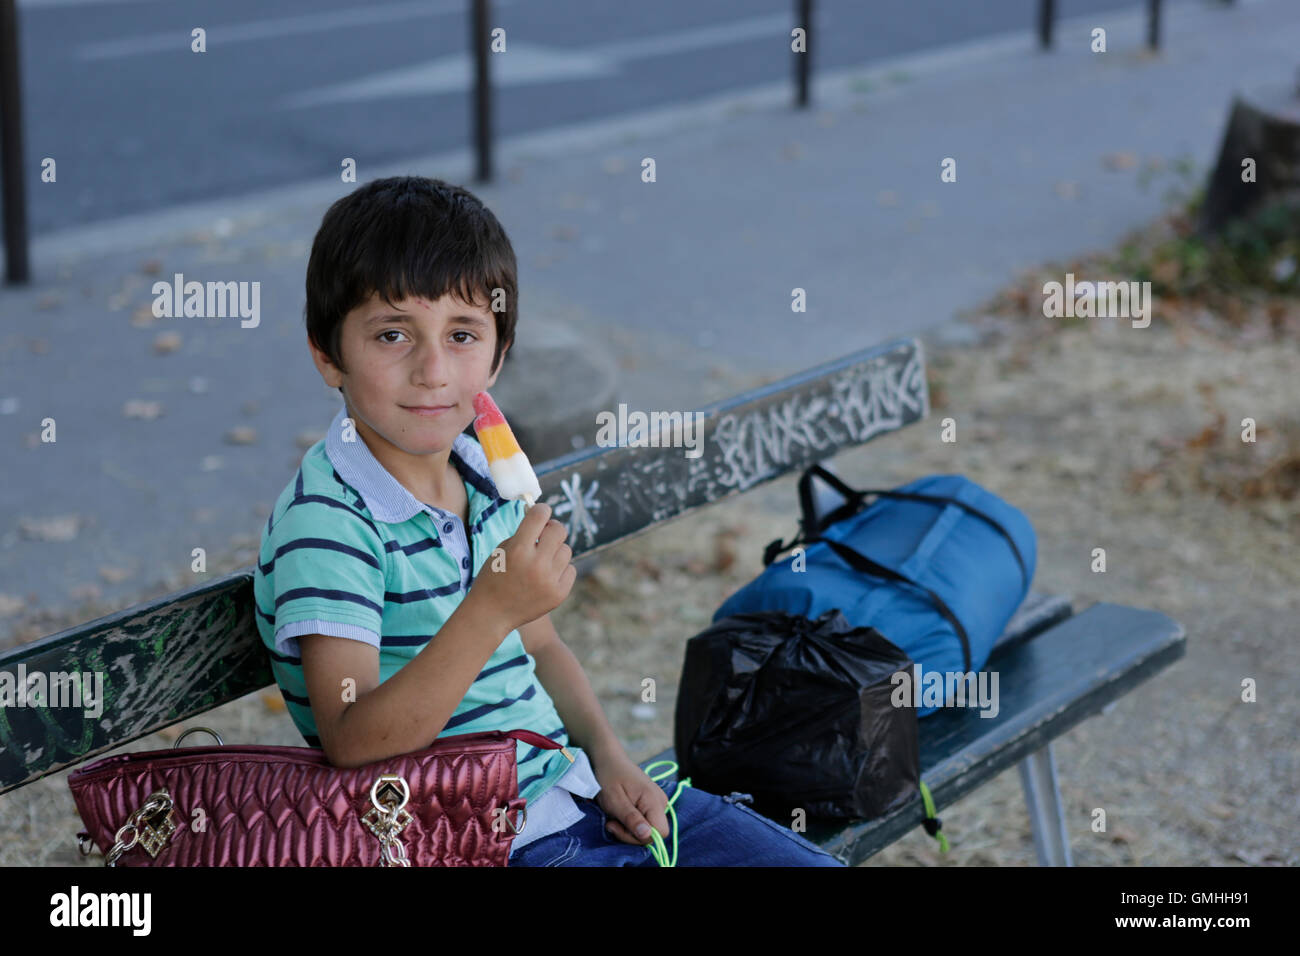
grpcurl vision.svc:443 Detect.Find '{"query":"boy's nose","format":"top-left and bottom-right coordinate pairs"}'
top-left (411, 341), bottom-right (449, 384)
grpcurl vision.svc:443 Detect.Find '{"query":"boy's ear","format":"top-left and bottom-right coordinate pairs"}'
top-left (308, 334), bottom-right (344, 389)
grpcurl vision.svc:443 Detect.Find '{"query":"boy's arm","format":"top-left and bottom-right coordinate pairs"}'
top-left (519, 614), bottom-right (629, 767)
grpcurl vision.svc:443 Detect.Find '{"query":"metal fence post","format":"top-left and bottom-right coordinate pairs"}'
top-left (1038, 0), bottom-right (1055, 50)
top-left (794, 0), bottom-right (811, 108)
top-left (471, 0), bottom-right (492, 183)
top-left (0, 0), bottom-right (30, 284)
top-left (1147, 0), bottom-right (1162, 50)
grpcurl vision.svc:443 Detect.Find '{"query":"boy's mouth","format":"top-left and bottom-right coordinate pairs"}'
top-left (402, 403), bottom-right (455, 417)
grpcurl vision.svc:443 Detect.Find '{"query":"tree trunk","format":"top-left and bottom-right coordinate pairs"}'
top-left (1200, 83), bottom-right (1300, 234)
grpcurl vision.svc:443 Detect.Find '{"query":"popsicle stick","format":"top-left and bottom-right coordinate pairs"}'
top-left (522, 493), bottom-right (536, 509)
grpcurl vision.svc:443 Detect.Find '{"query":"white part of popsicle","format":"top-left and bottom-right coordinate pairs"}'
top-left (488, 450), bottom-right (542, 503)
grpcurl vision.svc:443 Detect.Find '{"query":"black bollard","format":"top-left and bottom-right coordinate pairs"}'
top-left (794, 0), bottom-right (812, 108)
top-left (0, 0), bottom-right (30, 284)
top-left (471, 0), bottom-right (493, 183)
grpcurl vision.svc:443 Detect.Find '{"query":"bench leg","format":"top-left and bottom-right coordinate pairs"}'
top-left (1017, 745), bottom-right (1074, 866)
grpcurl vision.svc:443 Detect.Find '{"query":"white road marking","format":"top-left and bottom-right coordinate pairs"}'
top-left (277, 13), bottom-right (794, 109)
top-left (73, 0), bottom-right (517, 60)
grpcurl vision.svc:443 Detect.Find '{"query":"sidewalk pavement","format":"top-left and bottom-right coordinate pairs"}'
top-left (2, 0), bottom-right (1298, 642)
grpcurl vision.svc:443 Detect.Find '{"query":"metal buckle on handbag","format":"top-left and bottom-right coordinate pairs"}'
top-left (105, 791), bottom-right (178, 866)
top-left (503, 806), bottom-right (527, 835)
top-left (362, 774), bottom-right (414, 867)
top-left (99, 726), bottom-right (224, 866)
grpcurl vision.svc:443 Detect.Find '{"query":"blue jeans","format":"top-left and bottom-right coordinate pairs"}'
top-left (508, 782), bottom-right (846, 867)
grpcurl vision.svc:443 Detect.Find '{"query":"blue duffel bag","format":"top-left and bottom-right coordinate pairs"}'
top-left (713, 464), bottom-right (1037, 717)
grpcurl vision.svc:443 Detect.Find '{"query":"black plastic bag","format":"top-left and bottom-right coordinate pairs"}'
top-left (674, 608), bottom-right (919, 821)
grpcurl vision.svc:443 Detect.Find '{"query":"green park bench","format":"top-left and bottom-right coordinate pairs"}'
top-left (0, 338), bottom-right (1185, 866)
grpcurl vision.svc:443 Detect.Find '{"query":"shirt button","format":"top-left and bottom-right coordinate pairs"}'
top-left (461, 556), bottom-right (470, 568)
top-left (442, 521), bottom-right (454, 534)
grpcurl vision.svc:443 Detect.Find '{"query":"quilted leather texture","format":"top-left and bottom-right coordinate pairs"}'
top-left (67, 729), bottom-right (554, 867)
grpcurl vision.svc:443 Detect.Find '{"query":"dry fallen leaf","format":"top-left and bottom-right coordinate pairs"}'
top-left (123, 399), bottom-right (164, 420)
top-left (1108, 825), bottom-right (1139, 844)
top-left (1054, 180), bottom-right (1080, 200)
top-left (714, 530), bottom-right (738, 573)
top-left (99, 565), bottom-right (131, 584)
top-left (19, 514), bottom-right (82, 541)
top-left (153, 331), bottom-right (182, 354)
top-left (69, 583), bottom-right (102, 602)
top-left (225, 426), bottom-right (258, 445)
top-left (261, 690), bottom-right (287, 714)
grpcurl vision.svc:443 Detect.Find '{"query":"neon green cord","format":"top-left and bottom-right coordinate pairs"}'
top-left (638, 761), bottom-right (693, 867)
top-left (919, 779), bottom-right (950, 853)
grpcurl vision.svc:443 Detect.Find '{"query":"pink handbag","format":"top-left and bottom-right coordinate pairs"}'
top-left (68, 727), bottom-right (571, 867)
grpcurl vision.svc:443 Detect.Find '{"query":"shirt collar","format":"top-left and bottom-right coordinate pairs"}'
top-left (324, 403), bottom-right (501, 526)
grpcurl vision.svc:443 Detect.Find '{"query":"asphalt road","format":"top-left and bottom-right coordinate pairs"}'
top-left (14, 0), bottom-right (1146, 235)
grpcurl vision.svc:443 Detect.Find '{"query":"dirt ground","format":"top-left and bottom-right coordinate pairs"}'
top-left (2, 269), bottom-right (1297, 867)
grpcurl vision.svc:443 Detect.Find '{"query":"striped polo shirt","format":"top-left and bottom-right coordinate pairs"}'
top-left (253, 404), bottom-right (600, 844)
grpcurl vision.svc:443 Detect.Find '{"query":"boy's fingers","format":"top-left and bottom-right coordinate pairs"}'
top-left (604, 818), bottom-right (641, 845)
top-left (518, 501), bottom-right (551, 537)
top-left (640, 800), bottom-right (671, 842)
top-left (620, 807), bottom-right (658, 844)
top-left (601, 793), bottom-right (650, 845)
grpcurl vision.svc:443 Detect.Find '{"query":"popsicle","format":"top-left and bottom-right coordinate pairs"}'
top-left (471, 391), bottom-right (543, 508)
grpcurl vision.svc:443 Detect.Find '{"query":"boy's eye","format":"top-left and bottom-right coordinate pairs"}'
top-left (377, 330), bottom-right (476, 344)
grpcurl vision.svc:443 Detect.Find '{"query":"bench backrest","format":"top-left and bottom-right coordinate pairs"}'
top-left (0, 338), bottom-right (927, 794)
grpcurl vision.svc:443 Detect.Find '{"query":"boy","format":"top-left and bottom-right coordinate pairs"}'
top-left (254, 176), bottom-right (842, 866)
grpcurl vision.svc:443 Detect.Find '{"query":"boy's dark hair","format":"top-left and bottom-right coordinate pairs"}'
top-left (305, 176), bottom-right (518, 393)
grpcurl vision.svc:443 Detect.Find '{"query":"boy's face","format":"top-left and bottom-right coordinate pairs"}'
top-left (309, 290), bottom-right (506, 488)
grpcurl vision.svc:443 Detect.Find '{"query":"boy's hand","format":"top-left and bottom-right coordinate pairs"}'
top-left (467, 502), bottom-right (575, 634)
top-left (593, 755), bottom-right (671, 847)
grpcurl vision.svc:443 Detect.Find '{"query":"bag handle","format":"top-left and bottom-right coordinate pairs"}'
top-left (796, 463), bottom-right (867, 540)
top-left (780, 464), bottom-right (1030, 589)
